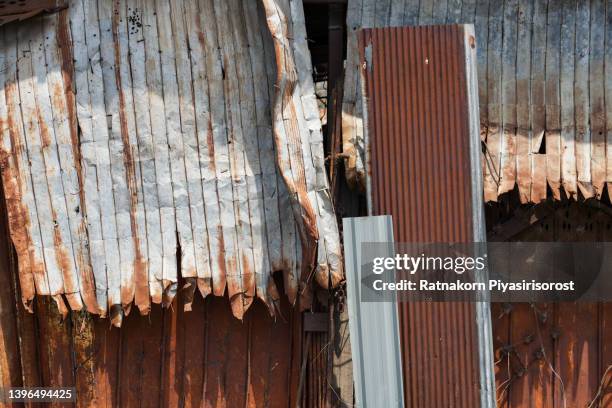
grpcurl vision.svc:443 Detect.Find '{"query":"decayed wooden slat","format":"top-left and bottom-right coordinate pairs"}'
top-left (530, 0), bottom-right (547, 202)
top-left (559, 0), bottom-right (577, 198)
top-left (244, 0), bottom-right (284, 310)
top-left (43, 12), bottom-right (99, 313)
top-left (515, 0), bottom-right (532, 203)
top-left (545, 1), bottom-right (562, 199)
top-left (261, 0), bottom-right (320, 293)
top-left (0, 27), bottom-right (37, 308)
top-left (112, 0), bottom-right (151, 314)
top-left (341, 0), bottom-right (366, 189)
top-left (197, 0), bottom-right (230, 298)
top-left (258, 2), bottom-right (300, 304)
top-left (16, 21), bottom-right (66, 302)
top-left (498, 0), bottom-right (518, 196)
top-left (574, 0), bottom-right (593, 199)
top-left (169, 0), bottom-right (213, 302)
top-left (212, 0), bottom-right (250, 318)
top-left (97, 0), bottom-right (136, 318)
top-left (126, 0), bottom-right (164, 305)
top-left (153, 0), bottom-right (194, 303)
top-left (183, 0), bottom-right (219, 304)
top-left (589, 0), bottom-right (606, 198)
top-left (30, 15), bottom-right (84, 312)
top-left (484, 0), bottom-right (503, 201)
top-left (288, 0), bottom-right (343, 288)
top-left (474, 0), bottom-right (488, 126)
top-left (138, 0), bottom-right (178, 305)
top-left (70, 0), bottom-right (119, 318)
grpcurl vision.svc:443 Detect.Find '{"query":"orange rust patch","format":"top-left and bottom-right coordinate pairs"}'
top-left (37, 113), bottom-right (52, 149)
top-left (112, 2), bottom-right (148, 313)
top-left (213, 225), bottom-right (226, 296)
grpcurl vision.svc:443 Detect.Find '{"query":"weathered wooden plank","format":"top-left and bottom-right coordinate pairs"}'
top-left (183, 0), bottom-right (220, 303)
top-left (0, 26), bottom-right (37, 308)
top-left (31, 16), bottom-right (84, 312)
top-left (515, 0), bottom-right (533, 203)
top-left (169, 0), bottom-right (213, 302)
top-left (230, 0), bottom-right (266, 313)
top-left (559, 0), bottom-right (577, 198)
top-left (112, 0), bottom-right (150, 314)
top-left (71, 0), bottom-right (122, 319)
top-left (126, 0), bottom-right (164, 305)
top-left (261, 0), bottom-right (321, 297)
top-left (545, 0), bottom-right (562, 199)
top-left (419, 0), bottom-right (434, 25)
top-left (589, 0), bottom-right (606, 198)
top-left (16, 21), bottom-right (65, 300)
top-left (212, 0), bottom-right (250, 318)
top-left (0, 183), bottom-right (23, 391)
top-left (474, 0), bottom-right (489, 130)
top-left (153, 0), bottom-right (195, 304)
top-left (289, 0), bottom-right (343, 289)
top-left (197, 0), bottom-right (231, 298)
top-left (575, 0), bottom-right (594, 198)
top-left (139, 0), bottom-right (178, 306)
top-left (97, 0), bottom-right (137, 318)
top-left (258, 2), bottom-right (300, 304)
top-left (498, 0), bottom-right (518, 196)
top-left (242, 0), bottom-right (279, 311)
top-left (43, 12), bottom-right (99, 313)
top-left (341, 0), bottom-right (366, 188)
top-left (484, 0), bottom-right (503, 201)
top-left (530, 0), bottom-right (548, 202)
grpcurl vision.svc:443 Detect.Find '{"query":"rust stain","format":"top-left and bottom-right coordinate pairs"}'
top-left (362, 26), bottom-right (481, 407)
top-left (57, 10), bottom-right (99, 313)
top-left (4, 81), bottom-right (38, 304)
top-left (111, 2), bottom-right (148, 313)
top-left (214, 225), bottom-right (226, 296)
top-left (241, 252), bottom-right (254, 312)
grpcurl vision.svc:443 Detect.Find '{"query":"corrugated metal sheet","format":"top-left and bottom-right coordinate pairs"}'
top-left (0, 0), bottom-right (342, 325)
top-left (343, 0), bottom-right (611, 204)
top-left (0, 210), bottom-right (303, 408)
top-left (360, 25), bottom-right (487, 407)
top-left (342, 215), bottom-right (404, 408)
top-left (487, 201), bottom-right (612, 408)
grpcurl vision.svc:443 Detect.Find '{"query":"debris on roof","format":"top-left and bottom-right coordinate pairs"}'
top-left (0, 0), bottom-right (342, 326)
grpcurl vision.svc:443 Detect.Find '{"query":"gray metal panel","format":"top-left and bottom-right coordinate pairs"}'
top-left (464, 24), bottom-right (497, 408)
top-left (342, 215), bottom-right (404, 408)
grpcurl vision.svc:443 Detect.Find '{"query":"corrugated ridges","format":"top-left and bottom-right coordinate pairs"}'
top-left (343, 0), bottom-right (612, 204)
top-left (361, 25), bottom-right (481, 407)
top-left (0, 0), bottom-right (342, 324)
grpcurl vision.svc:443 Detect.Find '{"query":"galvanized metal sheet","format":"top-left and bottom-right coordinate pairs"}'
top-left (0, 0), bottom-right (342, 324)
top-left (343, 0), bottom-right (611, 204)
top-left (342, 215), bottom-right (404, 408)
top-left (360, 24), bottom-right (494, 407)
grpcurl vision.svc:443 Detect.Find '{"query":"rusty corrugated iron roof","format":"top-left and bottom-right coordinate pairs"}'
top-left (361, 24), bottom-right (488, 407)
top-left (343, 0), bottom-right (611, 203)
top-left (0, 0), bottom-right (342, 326)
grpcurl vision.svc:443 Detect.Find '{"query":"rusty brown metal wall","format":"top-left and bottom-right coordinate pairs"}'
top-left (0, 173), bottom-right (302, 408)
top-left (487, 199), bottom-right (612, 408)
top-left (361, 25), bottom-right (481, 407)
